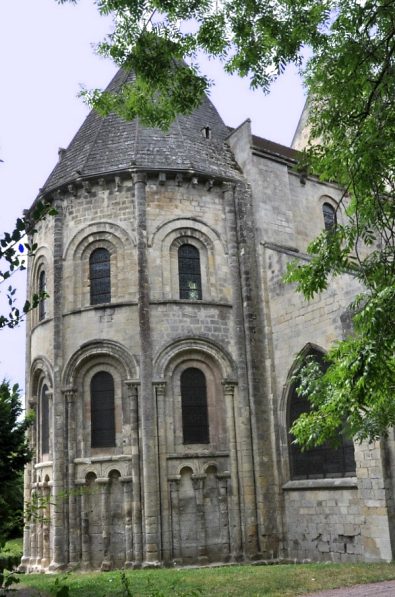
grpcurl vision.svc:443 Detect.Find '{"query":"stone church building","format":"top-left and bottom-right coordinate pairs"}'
top-left (21, 69), bottom-right (395, 572)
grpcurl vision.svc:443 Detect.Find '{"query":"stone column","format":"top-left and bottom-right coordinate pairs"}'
top-left (97, 477), bottom-right (111, 571)
top-left (41, 481), bottom-right (51, 568)
top-left (217, 472), bottom-right (231, 561)
top-left (49, 197), bottom-right (66, 570)
top-left (223, 183), bottom-right (259, 558)
top-left (46, 388), bottom-right (54, 460)
top-left (133, 172), bottom-right (160, 565)
top-left (155, 381), bottom-right (171, 563)
top-left (65, 388), bottom-right (78, 568)
top-left (29, 487), bottom-right (38, 570)
top-left (222, 381), bottom-right (242, 560)
top-left (23, 232), bottom-right (34, 572)
top-left (125, 381), bottom-right (142, 566)
top-left (20, 398), bottom-right (36, 571)
top-left (169, 477), bottom-right (181, 563)
top-left (36, 484), bottom-right (43, 568)
top-left (121, 476), bottom-right (134, 567)
top-left (192, 475), bottom-right (208, 564)
top-left (78, 481), bottom-right (90, 570)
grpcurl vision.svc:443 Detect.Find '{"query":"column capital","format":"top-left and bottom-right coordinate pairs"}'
top-left (132, 171), bottom-right (147, 185)
top-left (120, 476), bottom-right (134, 483)
top-left (222, 379), bottom-right (238, 395)
top-left (95, 477), bottom-right (110, 485)
top-left (62, 387), bottom-right (77, 401)
top-left (29, 396), bottom-right (37, 408)
top-left (125, 379), bottom-right (140, 387)
top-left (222, 181), bottom-right (236, 194)
top-left (153, 381), bottom-right (166, 397)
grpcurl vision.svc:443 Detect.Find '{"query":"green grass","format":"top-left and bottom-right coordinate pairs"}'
top-left (15, 561), bottom-right (395, 596)
top-left (0, 537), bottom-right (23, 571)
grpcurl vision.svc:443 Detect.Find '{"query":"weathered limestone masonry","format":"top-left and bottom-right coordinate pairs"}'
top-left (22, 68), bottom-right (395, 571)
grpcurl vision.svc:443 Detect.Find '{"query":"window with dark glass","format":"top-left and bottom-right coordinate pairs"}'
top-left (90, 248), bottom-right (111, 305)
top-left (90, 371), bottom-right (115, 448)
top-left (41, 384), bottom-right (49, 454)
top-left (38, 270), bottom-right (46, 321)
top-left (322, 203), bottom-right (336, 231)
top-left (288, 352), bottom-right (355, 479)
top-left (178, 244), bottom-right (202, 300)
top-left (181, 368), bottom-right (209, 444)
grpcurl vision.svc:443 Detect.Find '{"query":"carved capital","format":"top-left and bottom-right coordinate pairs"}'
top-left (153, 381), bottom-right (166, 398)
top-left (68, 183), bottom-right (77, 197)
top-left (82, 180), bottom-right (91, 194)
top-left (222, 181), bottom-right (236, 195)
top-left (114, 176), bottom-right (122, 192)
top-left (95, 477), bottom-right (110, 485)
top-left (206, 178), bottom-right (214, 191)
top-left (222, 379), bottom-right (237, 397)
top-left (125, 380), bottom-right (140, 400)
top-left (132, 172), bottom-right (147, 185)
top-left (62, 387), bottom-right (76, 402)
top-left (29, 396), bottom-right (37, 409)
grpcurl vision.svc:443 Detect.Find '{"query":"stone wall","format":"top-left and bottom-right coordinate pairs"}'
top-left (283, 480), bottom-right (362, 561)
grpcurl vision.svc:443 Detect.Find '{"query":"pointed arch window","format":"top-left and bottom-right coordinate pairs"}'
top-left (288, 351), bottom-right (355, 479)
top-left (322, 203), bottom-right (336, 231)
top-left (90, 248), bottom-right (111, 305)
top-left (178, 244), bottom-right (202, 300)
top-left (91, 371), bottom-right (115, 448)
top-left (181, 367), bottom-right (209, 444)
top-left (41, 384), bottom-right (49, 455)
top-left (38, 270), bottom-right (46, 321)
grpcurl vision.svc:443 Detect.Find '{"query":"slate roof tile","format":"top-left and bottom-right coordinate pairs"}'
top-left (42, 68), bottom-right (244, 193)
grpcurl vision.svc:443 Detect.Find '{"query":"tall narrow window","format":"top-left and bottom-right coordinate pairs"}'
top-left (288, 351), bottom-right (355, 479)
top-left (322, 203), bottom-right (336, 231)
top-left (181, 367), bottom-right (209, 444)
top-left (91, 371), bottom-right (115, 448)
top-left (178, 244), bottom-right (202, 300)
top-left (90, 248), bottom-right (111, 305)
top-left (41, 384), bottom-right (49, 455)
top-left (38, 270), bottom-right (46, 321)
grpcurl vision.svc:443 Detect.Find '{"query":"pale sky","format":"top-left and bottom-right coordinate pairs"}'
top-left (0, 0), bottom-right (306, 390)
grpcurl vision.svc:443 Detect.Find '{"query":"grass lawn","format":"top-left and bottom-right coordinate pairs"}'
top-left (15, 561), bottom-right (395, 596)
top-left (0, 537), bottom-right (23, 557)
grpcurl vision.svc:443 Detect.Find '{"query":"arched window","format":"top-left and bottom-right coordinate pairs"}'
top-left (181, 367), bottom-right (209, 444)
top-left (38, 270), bottom-right (46, 321)
top-left (322, 202), bottom-right (336, 231)
top-left (90, 248), bottom-right (111, 305)
top-left (178, 244), bottom-right (202, 300)
top-left (288, 351), bottom-right (355, 479)
top-left (41, 384), bottom-right (49, 455)
top-left (91, 371), bottom-right (115, 448)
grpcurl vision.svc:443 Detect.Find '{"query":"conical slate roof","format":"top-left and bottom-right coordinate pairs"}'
top-left (42, 69), bottom-right (242, 193)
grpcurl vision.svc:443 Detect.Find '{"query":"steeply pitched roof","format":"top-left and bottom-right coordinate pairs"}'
top-left (41, 69), bottom-right (243, 193)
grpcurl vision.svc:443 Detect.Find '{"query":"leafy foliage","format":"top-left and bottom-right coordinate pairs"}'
top-left (57, 0), bottom-right (331, 128)
top-left (0, 201), bottom-right (56, 329)
top-left (0, 382), bottom-right (32, 549)
top-left (57, 1), bottom-right (394, 444)
top-left (285, 1), bottom-right (395, 446)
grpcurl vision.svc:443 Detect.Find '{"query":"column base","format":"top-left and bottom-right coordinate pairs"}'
top-left (142, 560), bottom-right (162, 569)
top-left (48, 561), bottom-right (66, 572)
top-left (18, 557), bottom-right (30, 573)
top-left (100, 560), bottom-right (112, 572)
top-left (67, 561), bottom-right (79, 571)
top-left (124, 561), bottom-right (142, 569)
